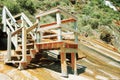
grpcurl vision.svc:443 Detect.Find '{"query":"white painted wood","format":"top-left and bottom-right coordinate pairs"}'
top-left (21, 13), bottom-right (33, 26)
top-left (74, 22), bottom-right (78, 43)
top-left (2, 7), bottom-right (7, 32)
top-left (6, 20), bottom-right (14, 32)
top-left (21, 27), bottom-right (27, 62)
top-left (4, 6), bottom-right (16, 22)
top-left (36, 32), bottom-right (40, 43)
top-left (36, 7), bottom-right (77, 20)
top-left (36, 8), bottom-right (59, 18)
top-left (7, 29), bottom-right (11, 61)
top-left (56, 13), bottom-right (62, 41)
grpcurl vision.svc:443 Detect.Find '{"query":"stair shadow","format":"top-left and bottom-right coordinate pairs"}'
top-left (28, 52), bottom-right (86, 75)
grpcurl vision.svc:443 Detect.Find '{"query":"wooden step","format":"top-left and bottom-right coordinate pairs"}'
top-left (19, 43), bottom-right (34, 49)
top-left (15, 49), bottom-right (30, 55)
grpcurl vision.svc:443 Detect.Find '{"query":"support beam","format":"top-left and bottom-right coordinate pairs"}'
top-left (21, 27), bottom-right (27, 62)
top-left (56, 12), bottom-right (62, 41)
top-left (2, 7), bottom-right (6, 32)
top-left (36, 32), bottom-right (40, 43)
top-left (74, 22), bottom-right (78, 43)
top-left (7, 29), bottom-right (11, 61)
top-left (60, 52), bottom-right (68, 77)
top-left (71, 53), bottom-right (77, 75)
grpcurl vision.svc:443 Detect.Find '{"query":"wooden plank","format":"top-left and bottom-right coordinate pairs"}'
top-left (39, 24), bottom-right (61, 31)
top-left (26, 22), bottom-right (38, 33)
top-left (36, 8), bottom-right (59, 18)
top-left (71, 53), bottom-right (77, 75)
top-left (4, 6), bottom-right (16, 23)
top-left (42, 34), bottom-right (58, 38)
top-left (58, 7), bottom-right (77, 20)
top-left (36, 7), bottom-right (77, 20)
top-left (11, 27), bottom-right (23, 36)
top-left (74, 22), bottom-right (78, 43)
top-left (6, 20), bottom-right (14, 32)
top-left (60, 52), bottom-right (67, 77)
top-left (64, 48), bottom-right (78, 53)
top-left (40, 18), bottom-right (76, 28)
top-left (62, 26), bottom-right (80, 34)
top-left (7, 13), bottom-right (22, 21)
top-left (56, 12), bottom-right (62, 41)
top-left (21, 13), bottom-right (33, 26)
top-left (21, 27), bottom-right (27, 62)
top-left (7, 29), bottom-right (11, 61)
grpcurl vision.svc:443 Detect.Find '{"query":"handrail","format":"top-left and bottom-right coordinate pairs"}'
top-left (26, 22), bottom-right (38, 33)
top-left (3, 6), bottom-right (16, 23)
top-left (12, 27), bottom-right (23, 36)
top-left (21, 13), bottom-right (33, 26)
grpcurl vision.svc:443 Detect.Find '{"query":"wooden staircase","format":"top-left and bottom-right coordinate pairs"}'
top-left (2, 6), bottom-right (38, 69)
top-left (2, 6), bottom-right (79, 77)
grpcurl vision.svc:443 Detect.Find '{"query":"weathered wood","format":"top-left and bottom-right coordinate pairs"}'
top-left (42, 34), bottom-right (58, 38)
top-left (40, 18), bottom-right (76, 28)
top-left (4, 6), bottom-right (16, 23)
top-left (39, 24), bottom-right (61, 31)
top-left (58, 7), bottom-right (77, 20)
top-left (21, 13), bottom-right (33, 26)
top-left (21, 27), bottom-right (27, 62)
top-left (56, 12), bottom-right (62, 41)
top-left (74, 22), bottom-right (78, 43)
top-left (2, 6), bottom-right (7, 32)
top-left (7, 29), bottom-right (11, 61)
top-left (36, 8), bottom-right (59, 18)
top-left (26, 22), bottom-right (38, 33)
top-left (36, 7), bottom-right (77, 20)
top-left (62, 25), bottom-right (80, 34)
top-left (60, 52), bottom-right (67, 77)
top-left (71, 53), bottom-right (77, 75)
top-left (63, 48), bottom-right (78, 53)
top-left (11, 27), bottom-right (23, 36)
top-left (36, 32), bottom-right (40, 43)
top-left (6, 20), bottom-right (14, 32)
top-left (7, 13), bottom-right (22, 21)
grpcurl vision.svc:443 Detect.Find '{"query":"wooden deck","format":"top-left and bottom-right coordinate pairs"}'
top-left (35, 41), bottom-right (78, 77)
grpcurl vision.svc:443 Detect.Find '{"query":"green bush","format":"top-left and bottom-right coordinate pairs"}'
top-left (3, 0), bottom-right (21, 15)
top-left (17, 0), bottom-right (36, 14)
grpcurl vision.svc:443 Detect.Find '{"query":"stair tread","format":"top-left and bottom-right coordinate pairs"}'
top-left (19, 43), bottom-right (34, 47)
top-left (11, 54), bottom-right (31, 57)
top-left (5, 60), bottom-right (27, 63)
top-left (15, 49), bottom-right (29, 52)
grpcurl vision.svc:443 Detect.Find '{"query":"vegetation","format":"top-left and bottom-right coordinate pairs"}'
top-left (0, 0), bottom-right (120, 48)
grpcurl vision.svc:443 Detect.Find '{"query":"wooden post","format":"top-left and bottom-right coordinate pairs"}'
top-left (2, 7), bottom-right (7, 32)
top-left (7, 29), bottom-right (11, 61)
top-left (21, 16), bottom-right (24, 28)
top-left (21, 27), bottom-right (27, 62)
top-left (60, 52), bottom-right (67, 77)
top-left (74, 22), bottom-right (78, 43)
top-left (56, 13), bottom-right (62, 41)
top-left (36, 32), bottom-right (40, 43)
top-left (71, 53), bottom-right (77, 75)
top-left (36, 19), bottom-right (41, 43)
top-left (14, 24), bottom-right (18, 50)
